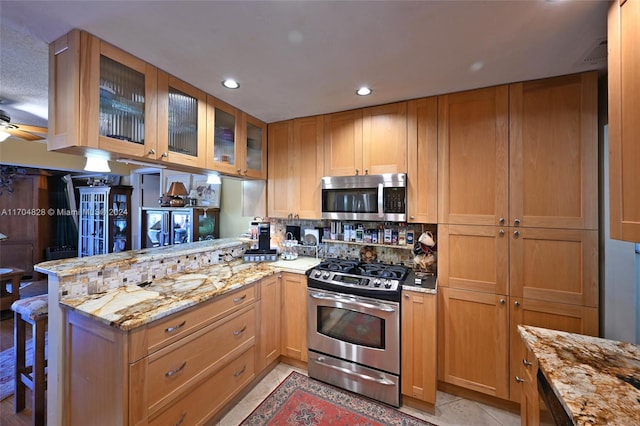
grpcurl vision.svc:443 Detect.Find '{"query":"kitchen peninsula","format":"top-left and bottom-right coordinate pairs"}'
top-left (34, 239), bottom-right (317, 425)
top-left (518, 325), bottom-right (640, 425)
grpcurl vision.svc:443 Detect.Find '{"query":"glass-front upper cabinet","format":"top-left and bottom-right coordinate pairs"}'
top-left (244, 113), bottom-right (267, 179)
top-left (89, 34), bottom-right (158, 158)
top-left (206, 96), bottom-right (241, 175)
top-left (157, 71), bottom-right (206, 167)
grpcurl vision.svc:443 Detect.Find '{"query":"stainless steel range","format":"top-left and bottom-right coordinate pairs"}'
top-left (306, 258), bottom-right (411, 407)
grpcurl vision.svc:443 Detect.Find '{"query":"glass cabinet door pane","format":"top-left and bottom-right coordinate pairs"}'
top-left (99, 55), bottom-right (146, 144)
top-left (246, 121), bottom-right (263, 172)
top-left (169, 87), bottom-right (198, 157)
top-left (214, 108), bottom-right (235, 165)
top-left (171, 212), bottom-right (192, 244)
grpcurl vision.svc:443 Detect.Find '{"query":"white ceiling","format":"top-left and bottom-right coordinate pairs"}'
top-left (0, 0), bottom-right (609, 128)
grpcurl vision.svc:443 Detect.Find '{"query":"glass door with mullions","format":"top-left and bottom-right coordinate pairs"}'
top-left (99, 55), bottom-right (146, 145)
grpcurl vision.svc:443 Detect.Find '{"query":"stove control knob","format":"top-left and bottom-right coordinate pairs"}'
top-left (314, 271), bottom-right (322, 278)
top-left (373, 278), bottom-right (381, 287)
top-left (322, 272), bottom-right (331, 279)
top-left (384, 279), bottom-right (392, 289)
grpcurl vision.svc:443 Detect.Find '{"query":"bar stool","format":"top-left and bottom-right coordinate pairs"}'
top-left (11, 294), bottom-right (48, 426)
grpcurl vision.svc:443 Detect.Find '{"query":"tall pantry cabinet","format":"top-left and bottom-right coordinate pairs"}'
top-left (437, 72), bottom-right (599, 403)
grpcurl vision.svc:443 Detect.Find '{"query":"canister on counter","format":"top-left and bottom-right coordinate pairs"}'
top-left (407, 230), bottom-right (415, 245)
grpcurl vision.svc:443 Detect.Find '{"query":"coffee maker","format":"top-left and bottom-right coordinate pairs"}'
top-left (258, 222), bottom-right (270, 250)
top-left (244, 222), bottom-right (277, 262)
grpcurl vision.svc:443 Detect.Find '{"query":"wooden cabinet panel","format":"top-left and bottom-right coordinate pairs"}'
top-left (362, 102), bottom-right (407, 175)
top-left (438, 287), bottom-right (509, 399)
top-left (267, 117), bottom-right (323, 219)
top-left (243, 113), bottom-right (268, 179)
top-left (608, 0), bottom-right (640, 241)
top-left (157, 71), bottom-right (207, 168)
top-left (437, 224), bottom-right (509, 295)
top-left (257, 275), bottom-right (281, 372)
top-left (401, 290), bottom-right (437, 405)
top-left (280, 272), bottom-right (308, 361)
top-left (509, 228), bottom-right (598, 307)
top-left (323, 109), bottom-right (363, 176)
top-left (407, 97), bottom-right (438, 223)
top-left (509, 297), bottom-right (598, 403)
top-left (438, 85), bottom-right (509, 226)
top-left (267, 120), bottom-right (293, 218)
top-left (295, 116), bottom-right (324, 219)
top-left (510, 73), bottom-right (598, 230)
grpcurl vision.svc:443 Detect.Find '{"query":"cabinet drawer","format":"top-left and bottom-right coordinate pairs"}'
top-left (145, 285), bottom-right (256, 354)
top-left (146, 306), bottom-right (256, 414)
top-left (148, 348), bottom-right (255, 426)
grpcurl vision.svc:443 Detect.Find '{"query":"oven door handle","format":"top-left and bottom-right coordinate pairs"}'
top-left (377, 183), bottom-right (384, 218)
top-left (309, 292), bottom-right (396, 312)
top-left (313, 356), bottom-right (396, 385)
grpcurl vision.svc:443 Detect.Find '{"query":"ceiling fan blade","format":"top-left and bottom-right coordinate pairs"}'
top-left (7, 127), bottom-right (45, 141)
top-left (13, 124), bottom-right (47, 134)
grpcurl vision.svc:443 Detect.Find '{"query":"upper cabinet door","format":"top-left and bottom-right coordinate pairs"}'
top-left (407, 97), bottom-right (438, 224)
top-left (243, 113), bottom-right (267, 179)
top-left (295, 115), bottom-right (324, 219)
top-left (362, 102), bottom-right (408, 175)
top-left (438, 86), bottom-right (509, 226)
top-left (91, 35), bottom-right (158, 158)
top-left (510, 73), bottom-right (598, 230)
top-left (157, 71), bottom-right (206, 168)
top-left (323, 110), bottom-right (363, 176)
top-left (206, 96), bottom-right (241, 175)
top-left (267, 120), bottom-right (293, 218)
top-left (608, 0), bottom-right (640, 241)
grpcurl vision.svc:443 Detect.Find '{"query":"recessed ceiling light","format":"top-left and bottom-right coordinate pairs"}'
top-left (356, 87), bottom-right (372, 96)
top-left (222, 79), bottom-right (240, 89)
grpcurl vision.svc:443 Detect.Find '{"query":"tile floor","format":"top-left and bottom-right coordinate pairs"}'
top-left (217, 363), bottom-right (521, 426)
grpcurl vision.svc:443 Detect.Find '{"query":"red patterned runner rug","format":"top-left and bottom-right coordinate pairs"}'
top-left (241, 371), bottom-right (436, 425)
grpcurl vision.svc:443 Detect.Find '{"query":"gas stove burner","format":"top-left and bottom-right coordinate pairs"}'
top-left (356, 263), bottom-right (408, 280)
top-left (318, 258), bottom-right (360, 273)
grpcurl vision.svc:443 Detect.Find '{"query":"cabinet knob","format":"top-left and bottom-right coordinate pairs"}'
top-left (499, 217), bottom-right (505, 225)
top-left (523, 358), bottom-right (532, 367)
top-left (237, 168), bottom-right (241, 174)
top-left (355, 169), bottom-right (359, 175)
top-left (404, 294), bottom-right (410, 299)
top-left (364, 169), bottom-right (369, 175)
top-left (499, 298), bottom-right (506, 305)
top-left (499, 229), bottom-right (505, 236)
top-left (148, 149), bottom-right (156, 155)
top-left (515, 376), bottom-right (526, 384)
top-left (514, 218), bottom-right (521, 226)
top-left (162, 152), bottom-right (168, 158)
top-left (410, 215), bottom-right (415, 219)
top-left (243, 169), bottom-right (247, 175)
top-left (514, 301), bottom-right (521, 307)
top-left (513, 230), bottom-right (520, 238)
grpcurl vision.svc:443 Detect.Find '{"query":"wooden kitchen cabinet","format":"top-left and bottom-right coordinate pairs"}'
top-left (437, 224), bottom-right (509, 295)
top-left (608, 0), bottom-right (640, 241)
top-left (438, 85), bottom-right (509, 226)
top-left (437, 286), bottom-right (509, 399)
top-left (63, 285), bottom-right (257, 425)
top-left (323, 102), bottom-right (407, 177)
top-left (401, 290), bottom-right (437, 407)
top-left (267, 116), bottom-right (323, 219)
top-left (407, 97), bottom-right (438, 224)
top-left (256, 274), bottom-right (281, 373)
top-left (280, 272), bottom-right (308, 363)
top-left (205, 97), bottom-right (267, 178)
top-left (509, 297), bottom-right (598, 403)
top-left (509, 72), bottom-right (598, 230)
top-left (49, 30), bottom-right (159, 159)
top-left (157, 71), bottom-right (207, 168)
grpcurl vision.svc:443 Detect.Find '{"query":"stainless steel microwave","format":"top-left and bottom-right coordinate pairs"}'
top-left (321, 173), bottom-right (406, 222)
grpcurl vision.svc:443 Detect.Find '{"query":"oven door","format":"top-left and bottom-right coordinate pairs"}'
top-left (307, 288), bottom-right (400, 374)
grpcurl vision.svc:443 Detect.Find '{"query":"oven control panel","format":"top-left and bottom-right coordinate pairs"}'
top-left (308, 269), bottom-right (400, 292)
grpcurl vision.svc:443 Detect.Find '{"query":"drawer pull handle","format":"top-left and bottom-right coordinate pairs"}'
top-left (165, 361), bottom-right (187, 377)
top-left (233, 365), bottom-right (247, 377)
top-left (523, 359), bottom-right (532, 367)
top-left (233, 325), bottom-right (247, 336)
top-left (515, 375), bottom-right (525, 383)
top-left (165, 321), bottom-right (186, 334)
top-left (233, 294), bottom-right (247, 304)
top-left (175, 413), bottom-right (187, 426)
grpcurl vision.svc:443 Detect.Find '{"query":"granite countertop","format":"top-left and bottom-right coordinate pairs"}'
top-left (518, 325), bottom-right (640, 425)
top-left (61, 261), bottom-right (280, 331)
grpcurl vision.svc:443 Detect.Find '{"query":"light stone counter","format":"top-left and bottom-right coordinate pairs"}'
top-left (518, 325), bottom-right (640, 425)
